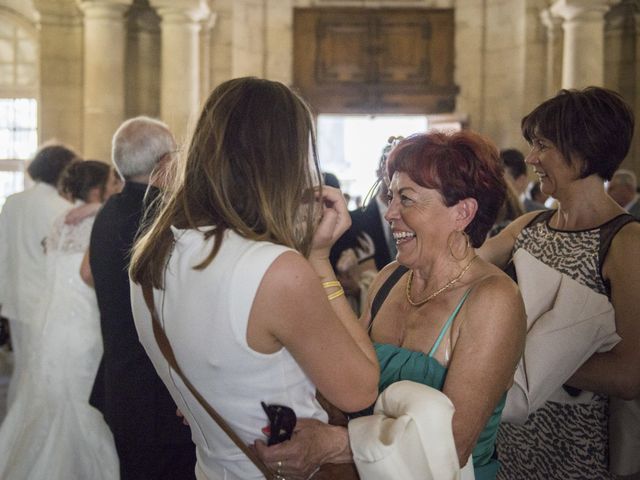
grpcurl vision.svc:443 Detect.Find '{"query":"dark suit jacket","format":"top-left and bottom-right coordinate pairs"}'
top-left (331, 199), bottom-right (393, 272)
top-left (89, 182), bottom-right (192, 447)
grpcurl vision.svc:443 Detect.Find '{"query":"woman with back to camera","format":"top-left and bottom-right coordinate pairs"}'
top-left (256, 130), bottom-right (527, 480)
top-left (128, 77), bottom-right (379, 480)
top-left (480, 87), bottom-right (640, 479)
top-left (0, 160), bottom-right (122, 479)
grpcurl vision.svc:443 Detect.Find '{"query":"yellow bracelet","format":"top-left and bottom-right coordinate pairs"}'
top-left (321, 280), bottom-right (342, 289)
top-left (327, 288), bottom-right (345, 301)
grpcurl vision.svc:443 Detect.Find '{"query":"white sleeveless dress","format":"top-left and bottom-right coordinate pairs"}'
top-left (0, 209), bottom-right (119, 479)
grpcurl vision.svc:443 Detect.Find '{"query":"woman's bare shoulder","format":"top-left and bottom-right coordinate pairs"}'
top-left (603, 219), bottom-right (640, 280)
top-left (465, 264), bottom-right (525, 328)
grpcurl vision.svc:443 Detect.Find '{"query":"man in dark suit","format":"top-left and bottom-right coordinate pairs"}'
top-left (88, 116), bottom-right (195, 480)
top-left (348, 186), bottom-right (396, 270)
top-left (328, 145), bottom-right (398, 314)
top-left (330, 142), bottom-right (397, 273)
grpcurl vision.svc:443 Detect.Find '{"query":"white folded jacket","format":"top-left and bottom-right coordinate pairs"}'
top-left (502, 248), bottom-right (621, 424)
top-left (348, 380), bottom-right (473, 480)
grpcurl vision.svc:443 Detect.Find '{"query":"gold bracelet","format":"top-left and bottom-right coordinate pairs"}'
top-left (327, 288), bottom-right (345, 301)
top-left (321, 280), bottom-right (342, 289)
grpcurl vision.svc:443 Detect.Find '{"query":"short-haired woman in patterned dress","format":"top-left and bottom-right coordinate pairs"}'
top-left (481, 86), bottom-right (639, 479)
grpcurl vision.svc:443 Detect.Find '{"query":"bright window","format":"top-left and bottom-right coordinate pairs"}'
top-left (316, 114), bottom-right (463, 208)
top-left (0, 98), bottom-right (37, 159)
top-left (0, 15), bottom-right (38, 209)
top-left (0, 98), bottom-right (37, 208)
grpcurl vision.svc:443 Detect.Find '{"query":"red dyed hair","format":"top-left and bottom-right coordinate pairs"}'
top-left (386, 131), bottom-right (506, 247)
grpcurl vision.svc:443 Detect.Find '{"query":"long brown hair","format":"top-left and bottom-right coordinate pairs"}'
top-left (130, 77), bottom-right (321, 288)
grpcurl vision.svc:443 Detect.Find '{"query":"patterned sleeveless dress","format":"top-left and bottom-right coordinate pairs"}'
top-left (496, 210), bottom-right (636, 480)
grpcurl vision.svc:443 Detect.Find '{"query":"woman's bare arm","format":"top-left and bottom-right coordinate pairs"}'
top-left (442, 274), bottom-right (526, 465)
top-left (248, 185), bottom-right (379, 413)
top-left (250, 252), bottom-right (379, 413)
top-left (567, 222), bottom-right (640, 399)
top-left (478, 212), bottom-right (536, 269)
top-left (80, 248), bottom-right (94, 287)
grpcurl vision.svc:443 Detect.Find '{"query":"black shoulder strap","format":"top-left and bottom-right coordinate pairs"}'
top-left (368, 265), bottom-right (409, 333)
top-left (599, 213), bottom-right (638, 298)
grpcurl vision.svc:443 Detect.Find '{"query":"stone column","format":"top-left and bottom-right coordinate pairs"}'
top-left (34, 0), bottom-right (84, 150)
top-left (540, 8), bottom-right (564, 97)
top-left (78, 0), bottom-right (132, 161)
top-left (149, 0), bottom-right (210, 145)
top-left (551, 0), bottom-right (616, 89)
top-left (126, 5), bottom-right (161, 118)
top-left (199, 13), bottom-right (217, 103)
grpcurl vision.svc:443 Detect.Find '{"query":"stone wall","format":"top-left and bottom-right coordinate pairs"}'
top-left (0, 0), bottom-right (638, 171)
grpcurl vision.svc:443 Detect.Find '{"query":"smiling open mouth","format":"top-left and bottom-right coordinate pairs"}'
top-left (393, 231), bottom-right (416, 244)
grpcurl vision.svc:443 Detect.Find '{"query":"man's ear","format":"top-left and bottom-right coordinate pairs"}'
top-left (455, 197), bottom-right (478, 229)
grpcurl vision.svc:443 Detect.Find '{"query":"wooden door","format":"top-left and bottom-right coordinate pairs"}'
top-left (294, 8), bottom-right (458, 114)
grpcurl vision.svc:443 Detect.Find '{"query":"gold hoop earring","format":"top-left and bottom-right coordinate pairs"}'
top-left (447, 230), bottom-right (470, 261)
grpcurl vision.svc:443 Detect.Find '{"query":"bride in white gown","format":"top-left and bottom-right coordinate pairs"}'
top-left (0, 160), bottom-right (122, 479)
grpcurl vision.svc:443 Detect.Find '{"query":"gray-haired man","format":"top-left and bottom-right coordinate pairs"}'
top-left (88, 117), bottom-right (195, 479)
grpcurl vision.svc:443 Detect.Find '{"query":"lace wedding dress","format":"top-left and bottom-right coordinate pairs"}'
top-left (0, 209), bottom-right (119, 479)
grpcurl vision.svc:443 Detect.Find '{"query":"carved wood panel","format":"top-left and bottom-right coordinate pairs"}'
top-left (294, 8), bottom-right (458, 114)
top-left (316, 15), bottom-right (371, 84)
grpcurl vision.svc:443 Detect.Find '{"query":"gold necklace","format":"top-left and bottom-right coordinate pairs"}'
top-left (406, 256), bottom-right (479, 307)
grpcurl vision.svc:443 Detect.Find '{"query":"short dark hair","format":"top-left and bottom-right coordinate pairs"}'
top-left (58, 160), bottom-right (111, 202)
top-left (521, 86), bottom-right (634, 181)
top-left (387, 131), bottom-right (506, 248)
top-left (27, 144), bottom-right (80, 185)
top-left (500, 148), bottom-right (526, 179)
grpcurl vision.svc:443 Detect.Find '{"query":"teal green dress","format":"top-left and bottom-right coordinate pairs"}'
top-left (372, 289), bottom-right (504, 480)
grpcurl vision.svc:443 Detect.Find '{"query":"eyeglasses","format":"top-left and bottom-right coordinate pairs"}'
top-left (360, 135), bottom-right (404, 211)
top-left (261, 402), bottom-right (297, 446)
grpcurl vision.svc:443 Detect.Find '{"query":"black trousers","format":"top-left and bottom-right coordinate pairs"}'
top-left (115, 439), bottom-right (197, 480)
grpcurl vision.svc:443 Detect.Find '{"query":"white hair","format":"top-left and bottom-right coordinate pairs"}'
top-left (611, 168), bottom-right (637, 190)
top-left (111, 116), bottom-right (175, 180)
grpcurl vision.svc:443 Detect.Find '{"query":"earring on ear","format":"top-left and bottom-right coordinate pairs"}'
top-left (447, 230), bottom-right (470, 261)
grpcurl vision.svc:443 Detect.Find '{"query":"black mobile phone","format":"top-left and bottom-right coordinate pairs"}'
top-left (261, 402), bottom-right (297, 446)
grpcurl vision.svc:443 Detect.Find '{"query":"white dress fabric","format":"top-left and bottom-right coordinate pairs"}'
top-left (0, 183), bottom-right (70, 405)
top-left (131, 228), bottom-right (328, 480)
top-left (0, 208), bottom-right (119, 480)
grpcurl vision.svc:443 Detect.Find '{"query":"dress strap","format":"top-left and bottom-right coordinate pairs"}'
top-left (599, 213), bottom-right (638, 298)
top-left (427, 288), bottom-right (473, 358)
top-left (368, 265), bottom-right (409, 334)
